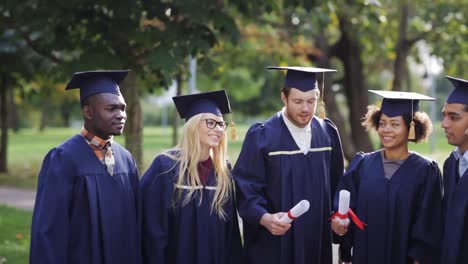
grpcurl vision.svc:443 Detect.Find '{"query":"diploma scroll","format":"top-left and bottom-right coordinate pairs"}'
top-left (337, 190), bottom-right (350, 225)
top-left (331, 190), bottom-right (367, 230)
top-left (279, 200), bottom-right (310, 223)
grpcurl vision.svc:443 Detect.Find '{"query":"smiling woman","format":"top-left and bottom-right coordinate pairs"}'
top-left (332, 90), bottom-right (443, 264)
top-left (140, 90), bottom-right (245, 264)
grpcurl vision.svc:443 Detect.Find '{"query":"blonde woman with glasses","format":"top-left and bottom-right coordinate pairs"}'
top-left (140, 90), bottom-right (244, 264)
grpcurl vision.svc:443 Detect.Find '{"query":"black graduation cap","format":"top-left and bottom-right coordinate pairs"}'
top-left (172, 90), bottom-right (232, 121)
top-left (369, 90), bottom-right (435, 117)
top-left (266, 66), bottom-right (337, 92)
top-left (369, 90), bottom-right (435, 140)
top-left (65, 70), bottom-right (130, 102)
top-left (446, 76), bottom-right (468, 104)
top-left (267, 66), bottom-right (337, 118)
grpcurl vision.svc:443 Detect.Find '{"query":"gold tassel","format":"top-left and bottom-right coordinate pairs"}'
top-left (317, 101), bottom-right (326, 119)
top-left (408, 120), bottom-right (416, 140)
top-left (230, 114), bottom-right (237, 141)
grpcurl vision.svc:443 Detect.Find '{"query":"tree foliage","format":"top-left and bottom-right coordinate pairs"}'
top-left (0, 0), bottom-right (466, 168)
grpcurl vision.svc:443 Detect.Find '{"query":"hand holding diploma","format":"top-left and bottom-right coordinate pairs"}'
top-left (331, 190), bottom-right (367, 232)
top-left (279, 200), bottom-right (310, 223)
top-left (260, 212), bottom-right (291, 236)
top-left (260, 200), bottom-right (309, 236)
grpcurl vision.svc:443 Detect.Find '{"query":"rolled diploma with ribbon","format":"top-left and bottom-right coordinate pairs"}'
top-left (337, 190), bottom-right (350, 225)
top-left (279, 200), bottom-right (310, 223)
top-left (331, 189), bottom-right (367, 230)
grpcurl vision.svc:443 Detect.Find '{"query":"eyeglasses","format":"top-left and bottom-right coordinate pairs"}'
top-left (202, 119), bottom-right (228, 131)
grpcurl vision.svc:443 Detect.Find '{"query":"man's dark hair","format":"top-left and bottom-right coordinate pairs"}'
top-left (281, 87), bottom-right (291, 98)
top-left (81, 97), bottom-right (90, 108)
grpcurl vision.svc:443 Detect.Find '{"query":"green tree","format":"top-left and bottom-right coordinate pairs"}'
top-left (1, 0), bottom-right (253, 170)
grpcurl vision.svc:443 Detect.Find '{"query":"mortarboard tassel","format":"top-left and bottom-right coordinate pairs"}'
top-left (317, 101), bottom-right (326, 119)
top-left (230, 114), bottom-right (237, 141)
top-left (408, 99), bottom-right (415, 140)
top-left (408, 120), bottom-right (416, 140)
top-left (317, 72), bottom-right (326, 119)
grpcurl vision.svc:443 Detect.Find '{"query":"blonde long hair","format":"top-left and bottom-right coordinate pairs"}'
top-left (161, 113), bottom-right (233, 220)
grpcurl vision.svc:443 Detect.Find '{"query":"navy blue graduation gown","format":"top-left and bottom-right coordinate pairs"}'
top-left (335, 151), bottom-right (443, 264)
top-left (140, 153), bottom-right (244, 264)
top-left (233, 113), bottom-right (344, 264)
top-left (442, 152), bottom-right (468, 263)
top-left (30, 134), bottom-right (140, 264)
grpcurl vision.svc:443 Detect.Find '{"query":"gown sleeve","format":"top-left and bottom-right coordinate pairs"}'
top-left (407, 160), bottom-right (443, 264)
top-left (441, 156), bottom-right (452, 216)
top-left (324, 118), bottom-right (345, 204)
top-left (140, 156), bottom-right (174, 264)
top-left (332, 152), bottom-right (366, 261)
top-left (30, 148), bottom-right (75, 264)
top-left (233, 124), bottom-right (269, 226)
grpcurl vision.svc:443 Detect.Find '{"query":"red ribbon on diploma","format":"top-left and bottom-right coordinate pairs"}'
top-left (287, 210), bottom-right (296, 220)
top-left (330, 209), bottom-right (367, 230)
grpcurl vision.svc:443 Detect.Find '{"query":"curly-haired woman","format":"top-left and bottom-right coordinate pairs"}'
top-left (332, 90), bottom-right (443, 264)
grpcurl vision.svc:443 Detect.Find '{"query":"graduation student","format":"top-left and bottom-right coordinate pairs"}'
top-left (441, 76), bottom-right (468, 263)
top-left (233, 66), bottom-right (345, 264)
top-left (331, 90), bottom-right (443, 264)
top-left (30, 70), bottom-right (140, 264)
top-left (140, 90), bottom-right (244, 264)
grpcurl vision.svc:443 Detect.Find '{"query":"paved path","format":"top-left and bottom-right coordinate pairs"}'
top-left (0, 186), bottom-right (36, 211)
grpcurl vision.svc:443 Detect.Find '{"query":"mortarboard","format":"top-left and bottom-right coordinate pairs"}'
top-left (267, 66), bottom-right (337, 118)
top-left (65, 70), bottom-right (130, 103)
top-left (446, 76), bottom-right (468, 105)
top-left (173, 90), bottom-right (237, 140)
top-left (369, 90), bottom-right (435, 139)
top-left (266, 66), bottom-right (336, 92)
top-left (173, 90), bottom-right (232, 121)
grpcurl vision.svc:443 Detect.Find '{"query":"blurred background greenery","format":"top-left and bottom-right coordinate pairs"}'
top-left (1, 0), bottom-right (467, 174)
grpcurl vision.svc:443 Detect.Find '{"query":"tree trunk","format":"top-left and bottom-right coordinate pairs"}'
top-left (172, 74), bottom-right (183, 146)
top-left (332, 16), bottom-right (374, 155)
top-left (60, 102), bottom-right (71, 127)
top-left (39, 101), bottom-right (48, 131)
top-left (8, 87), bottom-right (19, 132)
top-left (392, 2), bottom-right (410, 91)
top-left (313, 36), bottom-right (357, 162)
top-left (0, 75), bottom-right (8, 173)
top-left (121, 71), bottom-right (143, 171)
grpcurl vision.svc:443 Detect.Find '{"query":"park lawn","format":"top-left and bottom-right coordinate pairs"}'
top-left (0, 122), bottom-right (454, 189)
top-left (1, 125), bottom-right (248, 189)
top-left (0, 206), bottom-right (32, 264)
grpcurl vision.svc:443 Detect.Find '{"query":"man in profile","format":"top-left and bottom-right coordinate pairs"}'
top-left (441, 76), bottom-right (468, 264)
top-left (30, 70), bottom-right (140, 264)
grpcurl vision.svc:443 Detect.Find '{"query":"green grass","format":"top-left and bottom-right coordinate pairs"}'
top-left (0, 124), bottom-right (453, 189)
top-left (1, 125), bottom-right (249, 189)
top-left (1, 123), bottom-right (455, 189)
top-left (0, 206), bottom-right (32, 264)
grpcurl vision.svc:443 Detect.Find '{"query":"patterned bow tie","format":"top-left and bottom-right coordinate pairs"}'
top-left (104, 142), bottom-right (115, 176)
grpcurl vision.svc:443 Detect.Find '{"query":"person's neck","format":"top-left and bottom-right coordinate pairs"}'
top-left (84, 125), bottom-right (111, 140)
top-left (458, 141), bottom-right (468, 155)
top-left (200, 148), bottom-right (210, 162)
top-left (383, 146), bottom-right (410, 160)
